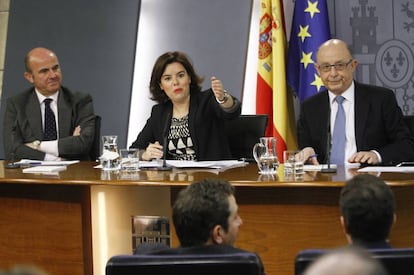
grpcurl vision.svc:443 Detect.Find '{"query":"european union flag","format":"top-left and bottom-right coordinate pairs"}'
top-left (287, 0), bottom-right (331, 102)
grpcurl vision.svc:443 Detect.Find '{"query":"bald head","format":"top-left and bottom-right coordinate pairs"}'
top-left (314, 39), bottom-right (357, 95)
top-left (316, 39), bottom-right (352, 62)
top-left (304, 248), bottom-right (388, 275)
top-left (25, 47), bottom-right (58, 73)
top-left (23, 47), bottom-right (62, 96)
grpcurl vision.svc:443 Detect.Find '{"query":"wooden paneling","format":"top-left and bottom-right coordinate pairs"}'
top-left (0, 184), bottom-right (92, 275)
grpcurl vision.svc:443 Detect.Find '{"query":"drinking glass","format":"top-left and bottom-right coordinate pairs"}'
top-left (100, 135), bottom-right (120, 170)
top-left (283, 150), bottom-right (304, 181)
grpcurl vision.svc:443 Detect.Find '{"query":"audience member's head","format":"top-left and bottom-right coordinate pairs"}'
top-left (304, 247), bottom-right (388, 275)
top-left (0, 265), bottom-right (49, 275)
top-left (339, 174), bottom-right (396, 246)
top-left (172, 178), bottom-right (242, 247)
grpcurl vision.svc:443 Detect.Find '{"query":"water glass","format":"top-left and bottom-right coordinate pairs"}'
top-left (101, 135), bottom-right (120, 170)
top-left (120, 148), bottom-right (140, 171)
top-left (283, 150), bottom-right (304, 180)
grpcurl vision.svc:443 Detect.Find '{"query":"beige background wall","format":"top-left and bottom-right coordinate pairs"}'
top-left (0, 0), bottom-right (9, 99)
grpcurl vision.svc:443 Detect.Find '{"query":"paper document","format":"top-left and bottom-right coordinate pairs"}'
top-left (17, 159), bottom-right (79, 166)
top-left (358, 166), bottom-right (414, 173)
top-left (304, 164), bottom-right (338, 171)
top-left (139, 160), bottom-right (246, 170)
top-left (22, 165), bottom-right (67, 173)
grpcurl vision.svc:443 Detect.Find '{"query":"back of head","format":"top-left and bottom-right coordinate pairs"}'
top-left (304, 247), bottom-right (388, 275)
top-left (172, 179), bottom-right (235, 247)
top-left (339, 174), bottom-right (395, 244)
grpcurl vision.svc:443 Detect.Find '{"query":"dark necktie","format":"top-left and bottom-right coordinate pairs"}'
top-left (331, 96), bottom-right (346, 164)
top-left (43, 98), bottom-right (57, 141)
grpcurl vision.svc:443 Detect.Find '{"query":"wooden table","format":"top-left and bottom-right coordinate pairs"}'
top-left (0, 161), bottom-right (413, 275)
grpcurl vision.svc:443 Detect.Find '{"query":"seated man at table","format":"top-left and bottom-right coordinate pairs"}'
top-left (3, 47), bottom-right (96, 161)
top-left (339, 174), bottom-right (396, 249)
top-left (298, 39), bottom-right (414, 166)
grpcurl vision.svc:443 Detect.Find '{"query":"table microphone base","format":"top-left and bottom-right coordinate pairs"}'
top-left (157, 165), bottom-right (172, 171)
top-left (5, 162), bottom-right (20, 169)
top-left (321, 165), bottom-right (336, 173)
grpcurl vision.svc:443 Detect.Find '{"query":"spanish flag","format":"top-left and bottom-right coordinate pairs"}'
top-left (257, 0), bottom-right (297, 160)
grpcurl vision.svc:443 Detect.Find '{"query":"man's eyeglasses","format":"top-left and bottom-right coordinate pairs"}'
top-left (318, 59), bottom-right (353, 73)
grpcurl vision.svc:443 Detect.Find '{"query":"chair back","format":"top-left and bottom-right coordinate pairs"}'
top-left (403, 115), bottom-right (414, 136)
top-left (89, 115), bottom-right (101, 160)
top-left (106, 252), bottom-right (263, 275)
top-left (224, 115), bottom-right (268, 161)
top-left (295, 248), bottom-right (414, 275)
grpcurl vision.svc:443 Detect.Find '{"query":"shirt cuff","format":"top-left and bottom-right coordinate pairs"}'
top-left (44, 153), bottom-right (62, 161)
top-left (370, 150), bottom-right (382, 163)
top-left (40, 140), bottom-right (59, 157)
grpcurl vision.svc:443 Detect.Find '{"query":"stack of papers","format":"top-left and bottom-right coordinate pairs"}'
top-left (140, 160), bottom-right (246, 171)
top-left (16, 159), bottom-right (79, 174)
top-left (304, 164), bottom-right (338, 171)
top-left (16, 159), bottom-right (79, 166)
top-left (358, 166), bottom-right (414, 173)
top-left (22, 166), bottom-right (67, 173)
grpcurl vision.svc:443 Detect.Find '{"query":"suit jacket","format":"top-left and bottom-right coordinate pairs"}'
top-left (134, 244), bottom-right (265, 275)
top-left (3, 86), bottom-right (96, 160)
top-left (297, 82), bottom-right (414, 165)
top-left (130, 89), bottom-right (241, 161)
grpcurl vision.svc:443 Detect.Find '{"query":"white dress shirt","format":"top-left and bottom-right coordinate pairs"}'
top-left (35, 90), bottom-right (61, 160)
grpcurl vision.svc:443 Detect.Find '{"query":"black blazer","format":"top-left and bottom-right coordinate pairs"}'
top-left (297, 82), bottom-right (414, 165)
top-left (3, 86), bottom-right (96, 160)
top-left (131, 89), bottom-right (241, 161)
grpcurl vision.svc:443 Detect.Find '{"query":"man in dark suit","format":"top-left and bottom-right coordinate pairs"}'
top-left (3, 47), bottom-right (95, 161)
top-left (298, 39), bottom-right (414, 166)
top-left (134, 179), bottom-right (265, 274)
top-left (340, 174), bottom-right (395, 249)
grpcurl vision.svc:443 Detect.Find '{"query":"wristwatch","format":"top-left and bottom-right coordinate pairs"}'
top-left (216, 90), bottom-right (229, 104)
top-left (33, 140), bottom-right (41, 150)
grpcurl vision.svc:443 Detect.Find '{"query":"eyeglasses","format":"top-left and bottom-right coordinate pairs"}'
top-left (318, 59), bottom-right (353, 73)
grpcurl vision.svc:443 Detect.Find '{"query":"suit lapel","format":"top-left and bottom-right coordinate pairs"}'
top-left (321, 92), bottom-right (330, 161)
top-left (26, 91), bottom-right (43, 139)
top-left (57, 91), bottom-right (72, 137)
top-left (354, 82), bottom-right (370, 149)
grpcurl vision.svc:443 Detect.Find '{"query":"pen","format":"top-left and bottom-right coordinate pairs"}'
top-left (27, 162), bottom-right (42, 166)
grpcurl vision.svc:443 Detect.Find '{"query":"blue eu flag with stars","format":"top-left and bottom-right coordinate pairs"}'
top-left (287, 0), bottom-right (331, 102)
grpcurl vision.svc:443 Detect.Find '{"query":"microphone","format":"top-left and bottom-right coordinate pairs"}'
top-left (158, 111), bottom-right (172, 171)
top-left (6, 120), bottom-right (20, 169)
top-left (321, 106), bottom-right (336, 173)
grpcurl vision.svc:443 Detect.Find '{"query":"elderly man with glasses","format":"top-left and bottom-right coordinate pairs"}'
top-left (297, 39), bottom-right (414, 166)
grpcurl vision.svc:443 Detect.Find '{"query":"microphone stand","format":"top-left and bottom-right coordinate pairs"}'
top-left (157, 135), bottom-right (172, 171)
top-left (6, 122), bottom-right (20, 169)
top-left (321, 108), bottom-right (336, 173)
top-left (158, 112), bottom-right (172, 171)
top-left (6, 152), bottom-right (20, 169)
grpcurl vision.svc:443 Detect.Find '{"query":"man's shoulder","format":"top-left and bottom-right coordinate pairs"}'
top-left (7, 87), bottom-right (35, 102)
top-left (301, 90), bottom-right (328, 107)
top-left (60, 86), bottom-right (91, 100)
top-left (355, 82), bottom-right (393, 96)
